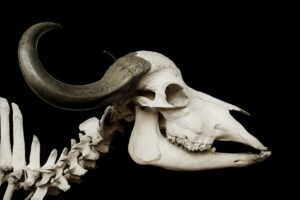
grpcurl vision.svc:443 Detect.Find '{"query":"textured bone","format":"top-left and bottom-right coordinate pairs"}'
top-left (36, 168), bottom-right (54, 187)
top-left (93, 106), bottom-right (124, 153)
top-left (128, 51), bottom-right (270, 170)
top-left (0, 98), bottom-right (123, 199)
top-left (73, 135), bottom-right (100, 160)
top-left (50, 148), bottom-right (70, 192)
top-left (0, 98), bottom-right (12, 173)
top-left (62, 149), bottom-right (88, 176)
top-left (28, 136), bottom-right (41, 169)
top-left (22, 136), bottom-right (42, 189)
top-left (3, 181), bottom-right (16, 200)
top-left (128, 106), bottom-right (161, 163)
top-left (30, 186), bottom-right (48, 200)
top-left (3, 170), bottom-right (23, 200)
top-left (129, 106), bottom-right (271, 170)
top-left (79, 117), bottom-right (102, 141)
top-left (35, 149), bottom-right (58, 190)
top-left (43, 149), bottom-right (58, 168)
top-left (1, 100), bottom-right (26, 199)
top-left (11, 103), bottom-right (26, 170)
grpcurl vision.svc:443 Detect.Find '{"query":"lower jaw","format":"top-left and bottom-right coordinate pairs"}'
top-left (150, 135), bottom-right (271, 171)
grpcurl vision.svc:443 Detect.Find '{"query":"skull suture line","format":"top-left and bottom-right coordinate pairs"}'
top-left (0, 22), bottom-right (271, 199)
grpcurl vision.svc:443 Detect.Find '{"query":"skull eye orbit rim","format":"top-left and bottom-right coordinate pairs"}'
top-left (165, 83), bottom-right (189, 107)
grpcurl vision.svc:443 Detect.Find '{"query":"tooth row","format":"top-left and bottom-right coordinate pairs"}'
top-left (0, 100), bottom-right (121, 200)
top-left (166, 134), bottom-right (213, 152)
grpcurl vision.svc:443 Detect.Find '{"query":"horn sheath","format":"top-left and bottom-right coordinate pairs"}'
top-left (18, 22), bottom-right (150, 110)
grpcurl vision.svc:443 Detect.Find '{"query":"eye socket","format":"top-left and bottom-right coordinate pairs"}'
top-left (165, 83), bottom-right (188, 107)
top-left (136, 90), bottom-right (155, 100)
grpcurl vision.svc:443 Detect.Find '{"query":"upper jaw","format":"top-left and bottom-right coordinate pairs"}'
top-left (163, 130), bottom-right (269, 154)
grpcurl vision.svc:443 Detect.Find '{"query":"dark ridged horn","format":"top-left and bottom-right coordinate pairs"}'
top-left (18, 22), bottom-right (151, 110)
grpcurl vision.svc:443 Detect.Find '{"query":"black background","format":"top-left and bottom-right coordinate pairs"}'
top-left (0, 3), bottom-right (290, 200)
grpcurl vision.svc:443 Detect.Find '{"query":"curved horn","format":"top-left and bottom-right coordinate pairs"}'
top-left (18, 22), bottom-right (150, 110)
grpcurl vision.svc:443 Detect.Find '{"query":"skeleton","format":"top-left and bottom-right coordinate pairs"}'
top-left (0, 22), bottom-right (271, 199)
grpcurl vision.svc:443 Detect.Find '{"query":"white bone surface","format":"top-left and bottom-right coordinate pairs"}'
top-left (0, 51), bottom-right (270, 199)
top-left (129, 51), bottom-right (270, 170)
top-left (0, 98), bottom-right (123, 200)
top-left (0, 98), bottom-right (12, 173)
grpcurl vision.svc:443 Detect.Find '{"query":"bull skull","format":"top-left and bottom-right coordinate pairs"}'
top-left (0, 22), bottom-right (271, 199)
top-left (128, 51), bottom-right (270, 170)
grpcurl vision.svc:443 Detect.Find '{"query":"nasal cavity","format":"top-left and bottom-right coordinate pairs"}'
top-left (165, 84), bottom-right (189, 107)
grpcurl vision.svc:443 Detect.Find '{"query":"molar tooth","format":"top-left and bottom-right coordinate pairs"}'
top-left (206, 144), bottom-right (212, 150)
top-left (202, 144), bottom-right (209, 151)
top-left (183, 143), bottom-right (188, 149)
top-left (171, 136), bottom-right (176, 143)
top-left (195, 143), bottom-right (201, 150)
top-left (190, 145), bottom-right (195, 151)
top-left (185, 143), bottom-right (190, 151)
top-left (176, 137), bottom-right (183, 145)
top-left (183, 139), bottom-right (188, 146)
top-left (199, 144), bottom-right (206, 151)
top-left (193, 144), bottom-right (198, 151)
top-left (166, 135), bottom-right (172, 142)
top-left (185, 142), bottom-right (192, 150)
top-left (167, 134), bottom-right (176, 143)
top-left (183, 142), bottom-right (187, 149)
top-left (181, 139), bottom-right (185, 145)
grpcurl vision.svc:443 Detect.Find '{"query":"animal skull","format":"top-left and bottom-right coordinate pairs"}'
top-left (128, 51), bottom-right (270, 170)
